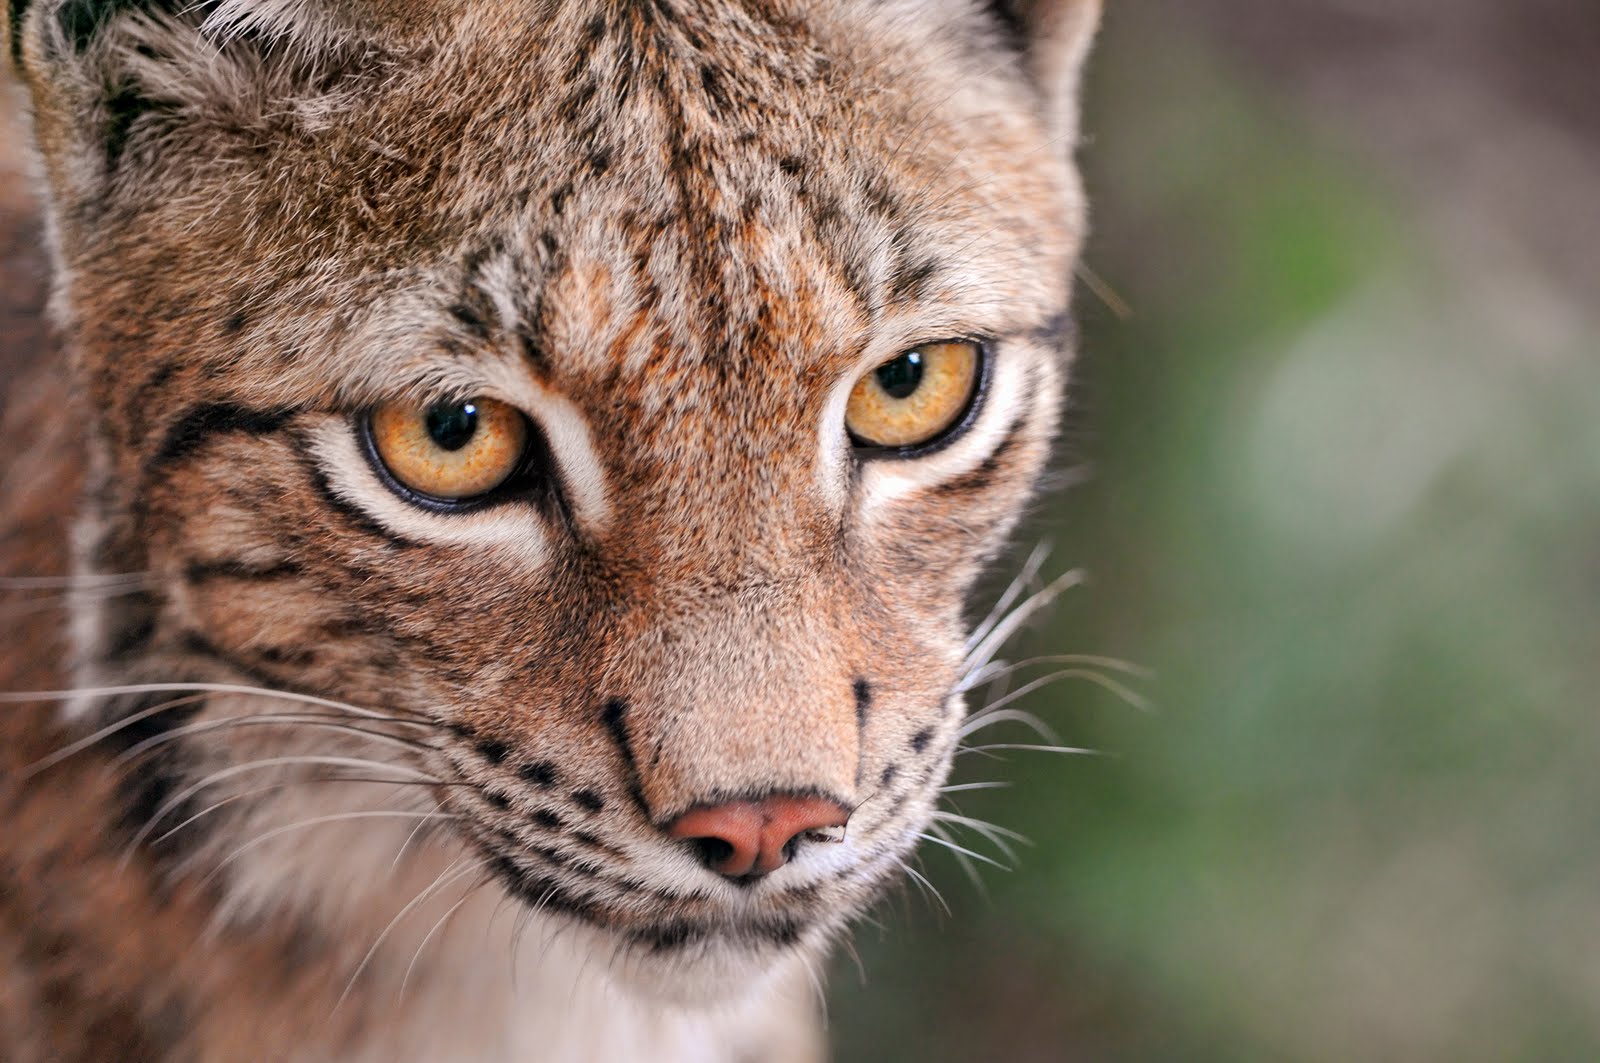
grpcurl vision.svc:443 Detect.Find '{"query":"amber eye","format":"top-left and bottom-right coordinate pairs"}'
top-left (845, 340), bottom-right (984, 451)
top-left (367, 397), bottom-right (529, 501)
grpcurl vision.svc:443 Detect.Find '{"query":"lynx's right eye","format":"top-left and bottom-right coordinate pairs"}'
top-left (365, 397), bottom-right (530, 503)
top-left (845, 340), bottom-right (985, 453)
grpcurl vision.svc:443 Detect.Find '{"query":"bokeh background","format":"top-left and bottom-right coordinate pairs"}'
top-left (833, 2), bottom-right (1600, 1060)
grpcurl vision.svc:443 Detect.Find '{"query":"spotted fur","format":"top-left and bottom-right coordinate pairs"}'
top-left (0, 1), bottom-right (1099, 1058)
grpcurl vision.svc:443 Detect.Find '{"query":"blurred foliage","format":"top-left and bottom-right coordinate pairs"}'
top-left (832, 8), bottom-right (1600, 1062)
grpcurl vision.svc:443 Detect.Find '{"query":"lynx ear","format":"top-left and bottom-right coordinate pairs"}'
top-left (986, 0), bottom-right (1102, 145)
top-left (5, 0), bottom-right (368, 193)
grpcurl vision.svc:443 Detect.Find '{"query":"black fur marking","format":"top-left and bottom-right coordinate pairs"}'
top-left (887, 255), bottom-right (942, 304)
top-left (981, 1), bottom-right (1030, 55)
top-left (221, 308), bottom-right (249, 334)
top-left (294, 444), bottom-right (421, 551)
top-left (446, 302), bottom-right (490, 340)
top-left (879, 764), bottom-right (898, 788)
top-left (910, 727), bottom-right (933, 753)
top-left (92, 690), bottom-right (206, 861)
top-left (103, 82), bottom-right (162, 170)
top-left (852, 677), bottom-right (872, 727)
top-left (178, 631), bottom-right (304, 692)
top-left (183, 559), bottom-right (302, 585)
top-left (698, 64), bottom-right (729, 111)
top-left (532, 809), bottom-right (564, 831)
top-left (8, 1), bottom-right (30, 66)
top-left (600, 698), bottom-right (649, 817)
top-left (572, 787), bottom-right (604, 812)
top-left (1031, 309), bottom-right (1074, 350)
top-left (103, 605), bottom-right (158, 661)
top-left (477, 737), bottom-right (510, 765)
top-left (485, 790), bottom-right (511, 811)
top-left (147, 403), bottom-right (298, 477)
top-left (57, 0), bottom-right (181, 52)
top-left (519, 760), bottom-right (558, 787)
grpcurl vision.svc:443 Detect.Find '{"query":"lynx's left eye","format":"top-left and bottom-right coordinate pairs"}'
top-left (366, 397), bottom-right (529, 502)
top-left (845, 340), bottom-right (984, 451)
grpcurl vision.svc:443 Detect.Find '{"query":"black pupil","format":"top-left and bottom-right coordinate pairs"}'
top-left (426, 402), bottom-right (479, 451)
top-left (875, 351), bottom-right (925, 400)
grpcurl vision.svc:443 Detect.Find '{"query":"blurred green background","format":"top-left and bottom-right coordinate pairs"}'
top-left (833, 3), bottom-right (1600, 1060)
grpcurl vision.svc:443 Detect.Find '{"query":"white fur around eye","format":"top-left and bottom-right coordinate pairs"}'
top-left (304, 418), bottom-right (554, 568)
top-left (822, 345), bottom-right (1035, 519)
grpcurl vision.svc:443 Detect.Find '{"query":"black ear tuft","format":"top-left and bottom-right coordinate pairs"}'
top-left (8, 1), bottom-right (33, 65)
top-left (56, 0), bottom-right (186, 52)
top-left (977, 0), bottom-right (1102, 144)
top-left (982, 1), bottom-right (1030, 53)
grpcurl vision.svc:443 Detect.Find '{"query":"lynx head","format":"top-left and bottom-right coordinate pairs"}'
top-left (5, 0), bottom-right (1099, 1000)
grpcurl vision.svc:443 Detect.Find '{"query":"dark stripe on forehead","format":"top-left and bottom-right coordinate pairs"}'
top-left (146, 403), bottom-right (300, 479)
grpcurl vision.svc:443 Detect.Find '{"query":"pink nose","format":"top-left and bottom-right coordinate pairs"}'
top-left (667, 795), bottom-right (850, 879)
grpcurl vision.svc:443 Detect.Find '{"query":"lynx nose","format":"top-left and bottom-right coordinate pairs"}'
top-left (667, 795), bottom-right (850, 880)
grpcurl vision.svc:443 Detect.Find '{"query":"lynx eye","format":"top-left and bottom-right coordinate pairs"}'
top-left (845, 340), bottom-right (984, 451)
top-left (366, 397), bottom-right (530, 501)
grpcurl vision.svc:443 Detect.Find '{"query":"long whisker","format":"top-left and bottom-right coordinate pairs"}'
top-left (893, 856), bottom-right (951, 917)
top-left (151, 776), bottom-right (475, 850)
top-left (109, 713), bottom-right (436, 769)
top-left (966, 667), bottom-right (1150, 723)
top-left (336, 856), bottom-right (480, 1014)
top-left (401, 872), bottom-right (491, 1000)
top-left (119, 755), bottom-right (442, 867)
top-left (0, 572), bottom-right (150, 590)
top-left (924, 821), bottom-right (988, 896)
top-left (25, 700), bottom-right (433, 779)
top-left (938, 781), bottom-right (1013, 794)
top-left (930, 810), bottom-right (1031, 864)
top-left (21, 693), bottom-right (210, 778)
top-left (955, 743), bottom-right (1100, 758)
top-left (961, 569), bottom-right (1086, 679)
top-left (963, 542), bottom-right (1051, 657)
top-left (958, 653), bottom-right (1152, 693)
top-left (917, 829), bottom-right (1010, 871)
top-left (958, 707), bottom-right (1059, 743)
top-left (0, 682), bottom-right (437, 726)
top-left (196, 810), bottom-right (460, 889)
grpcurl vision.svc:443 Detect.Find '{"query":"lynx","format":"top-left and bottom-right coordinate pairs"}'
top-left (0, 1), bottom-right (1100, 1058)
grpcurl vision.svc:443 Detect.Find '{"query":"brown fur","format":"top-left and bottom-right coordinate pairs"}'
top-left (1, 1), bottom-right (1099, 1058)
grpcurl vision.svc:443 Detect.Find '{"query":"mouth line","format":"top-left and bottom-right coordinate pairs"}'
top-left (463, 828), bottom-right (828, 954)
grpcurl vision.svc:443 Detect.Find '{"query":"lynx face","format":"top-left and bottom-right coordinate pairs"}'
top-left (7, 0), bottom-right (1097, 997)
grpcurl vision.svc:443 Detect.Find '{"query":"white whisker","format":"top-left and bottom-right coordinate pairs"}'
top-left (0, 682), bottom-right (433, 725)
top-left (892, 856), bottom-right (951, 917)
top-left (336, 856), bottom-right (479, 1014)
top-left (961, 568), bottom-right (1086, 679)
top-left (109, 713), bottom-right (435, 768)
top-left (197, 810), bottom-right (460, 888)
top-left (963, 542), bottom-right (1051, 656)
top-left (959, 707), bottom-right (1060, 742)
top-left (956, 743), bottom-right (1100, 758)
top-left (938, 781), bottom-right (1012, 794)
top-left (958, 653), bottom-right (1152, 693)
top-left (925, 821), bottom-right (989, 896)
top-left (917, 829), bottom-right (1010, 871)
top-left (120, 755), bottom-right (441, 867)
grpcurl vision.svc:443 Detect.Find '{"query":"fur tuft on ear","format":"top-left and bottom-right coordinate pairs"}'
top-left (984, 0), bottom-right (1102, 145)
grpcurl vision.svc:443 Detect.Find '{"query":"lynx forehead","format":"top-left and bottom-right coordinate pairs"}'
top-left (2, 0), bottom-right (1100, 1058)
